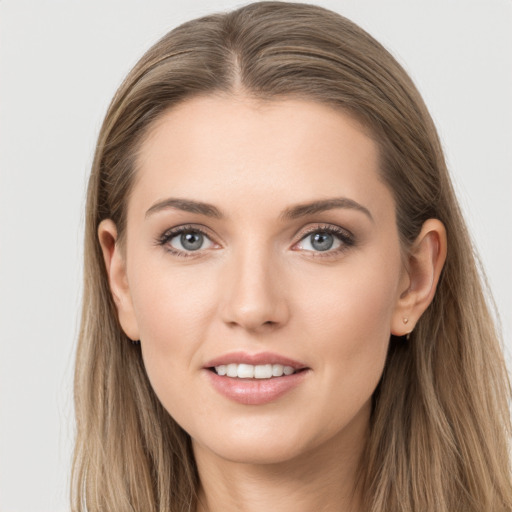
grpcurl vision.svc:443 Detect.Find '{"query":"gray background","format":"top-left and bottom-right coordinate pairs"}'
top-left (1, 1), bottom-right (511, 510)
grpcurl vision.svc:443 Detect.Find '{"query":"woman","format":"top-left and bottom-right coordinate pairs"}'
top-left (72, 2), bottom-right (512, 511)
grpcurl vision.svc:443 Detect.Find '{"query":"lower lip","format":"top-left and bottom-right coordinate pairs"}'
top-left (205, 369), bottom-right (309, 405)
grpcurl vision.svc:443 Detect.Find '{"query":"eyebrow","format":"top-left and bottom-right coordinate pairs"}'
top-left (280, 197), bottom-right (374, 222)
top-left (145, 196), bottom-right (373, 222)
top-left (145, 198), bottom-right (223, 219)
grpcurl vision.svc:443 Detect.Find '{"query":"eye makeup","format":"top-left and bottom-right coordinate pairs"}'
top-left (155, 224), bottom-right (219, 258)
top-left (155, 221), bottom-right (356, 260)
top-left (292, 223), bottom-right (356, 259)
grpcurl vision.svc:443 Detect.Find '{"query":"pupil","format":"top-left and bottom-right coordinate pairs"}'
top-left (181, 232), bottom-right (203, 251)
top-left (311, 232), bottom-right (333, 251)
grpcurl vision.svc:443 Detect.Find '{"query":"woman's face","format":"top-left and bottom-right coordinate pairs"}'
top-left (110, 95), bottom-right (410, 465)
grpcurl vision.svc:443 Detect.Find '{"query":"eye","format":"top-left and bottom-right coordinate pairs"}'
top-left (172, 230), bottom-right (213, 251)
top-left (300, 231), bottom-right (339, 252)
top-left (157, 225), bottom-right (217, 255)
top-left (293, 225), bottom-right (354, 254)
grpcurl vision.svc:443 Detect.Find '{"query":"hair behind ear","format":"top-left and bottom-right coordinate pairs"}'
top-left (97, 219), bottom-right (140, 341)
top-left (391, 219), bottom-right (447, 337)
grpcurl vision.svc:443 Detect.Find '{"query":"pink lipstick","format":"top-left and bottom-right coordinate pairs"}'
top-left (203, 351), bottom-right (309, 405)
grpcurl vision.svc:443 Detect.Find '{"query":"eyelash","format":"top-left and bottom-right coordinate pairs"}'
top-left (155, 223), bottom-right (356, 258)
top-left (156, 224), bottom-right (215, 258)
top-left (293, 224), bottom-right (355, 258)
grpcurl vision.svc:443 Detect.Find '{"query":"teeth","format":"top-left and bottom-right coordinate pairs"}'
top-left (283, 366), bottom-right (294, 376)
top-left (254, 364), bottom-right (272, 379)
top-left (272, 364), bottom-right (284, 376)
top-left (237, 364), bottom-right (254, 378)
top-left (214, 363), bottom-right (297, 379)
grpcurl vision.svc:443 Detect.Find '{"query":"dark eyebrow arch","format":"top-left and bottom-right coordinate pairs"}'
top-left (145, 198), bottom-right (223, 219)
top-left (145, 196), bottom-right (372, 222)
top-left (280, 197), bottom-right (374, 222)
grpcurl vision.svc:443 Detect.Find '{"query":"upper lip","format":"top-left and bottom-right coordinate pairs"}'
top-left (203, 351), bottom-right (307, 370)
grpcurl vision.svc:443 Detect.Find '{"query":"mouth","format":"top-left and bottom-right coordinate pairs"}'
top-left (209, 363), bottom-right (306, 379)
top-left (203, 352), bottom-right (309, 404)
top-left (204, 351), bottom-right (308, 379)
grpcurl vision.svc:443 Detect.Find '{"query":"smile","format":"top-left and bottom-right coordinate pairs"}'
top-left (213, 363), bottom-right (297, 379)
top-left (204, 352), bottom-right (310, 405)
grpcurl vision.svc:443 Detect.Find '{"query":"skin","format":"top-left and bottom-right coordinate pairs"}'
top-left (99, 95), bottom-right (446, 512)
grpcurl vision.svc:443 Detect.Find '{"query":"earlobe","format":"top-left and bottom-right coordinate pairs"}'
top-left (391, 219), bottom-right (447, 336)
top-left (98, 219), bottom-right (140, 341)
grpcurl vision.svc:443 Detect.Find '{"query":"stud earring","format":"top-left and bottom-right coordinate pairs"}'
top-left (402, 318), bottom-right (412, 340)
top-left (131, 339), bottom-right (140, 345)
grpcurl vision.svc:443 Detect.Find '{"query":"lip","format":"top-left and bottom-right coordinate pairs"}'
top-left (203, 351), bottom-right (307, 370)
top-left (203, 351), bottom-right (310, 405)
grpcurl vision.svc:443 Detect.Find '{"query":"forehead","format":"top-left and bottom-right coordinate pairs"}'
top-left (131, 95), bottom-right (392, 220)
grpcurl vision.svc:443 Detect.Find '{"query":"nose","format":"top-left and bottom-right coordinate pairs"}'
top-left (219, 244), bottom-right (290, 332)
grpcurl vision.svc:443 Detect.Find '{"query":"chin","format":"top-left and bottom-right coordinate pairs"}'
top-left (191, 398), bottom-right (373, 470)
top-left (191, 415), bottom-right (342, 467)
top-left (196, 436), bottom-right (310, 466)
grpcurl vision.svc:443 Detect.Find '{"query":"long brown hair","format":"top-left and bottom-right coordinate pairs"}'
top-left (72, 2), bottom-right (512, 511)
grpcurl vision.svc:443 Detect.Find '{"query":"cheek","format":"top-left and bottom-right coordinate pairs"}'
top-left (130, 256), bottom-right (218, 340)
top-left (127, 258), bottom-right (220, 402)
top-left (294, 254), bottom-right (400, 389)
top-left (298, 252), bottom-right (399, 334)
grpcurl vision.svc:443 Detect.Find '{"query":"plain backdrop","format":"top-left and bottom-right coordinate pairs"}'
top-left (0, 1), bottom-right (511, 511)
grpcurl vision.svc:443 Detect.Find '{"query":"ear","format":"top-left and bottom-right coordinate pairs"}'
top-left (391, 219), bottom-right (447, 336)
top-left (98, 219), bottom-right (140, 341)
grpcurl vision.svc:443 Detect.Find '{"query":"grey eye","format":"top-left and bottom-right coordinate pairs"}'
top-left (295, 230), bottom-right (343, 253)
top-left (169, 230), bottom-right (213, 252)
top-left (310, 232), bottom-right (334, 251)
top-left (181, 232), bottom-right (203, 251)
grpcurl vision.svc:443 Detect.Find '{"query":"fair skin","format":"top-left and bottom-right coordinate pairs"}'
top-left (99, 95), bottom-right (446, 512)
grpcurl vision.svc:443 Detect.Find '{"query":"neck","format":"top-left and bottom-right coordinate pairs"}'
top-left (194, 408), bottom-right (368, 512)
